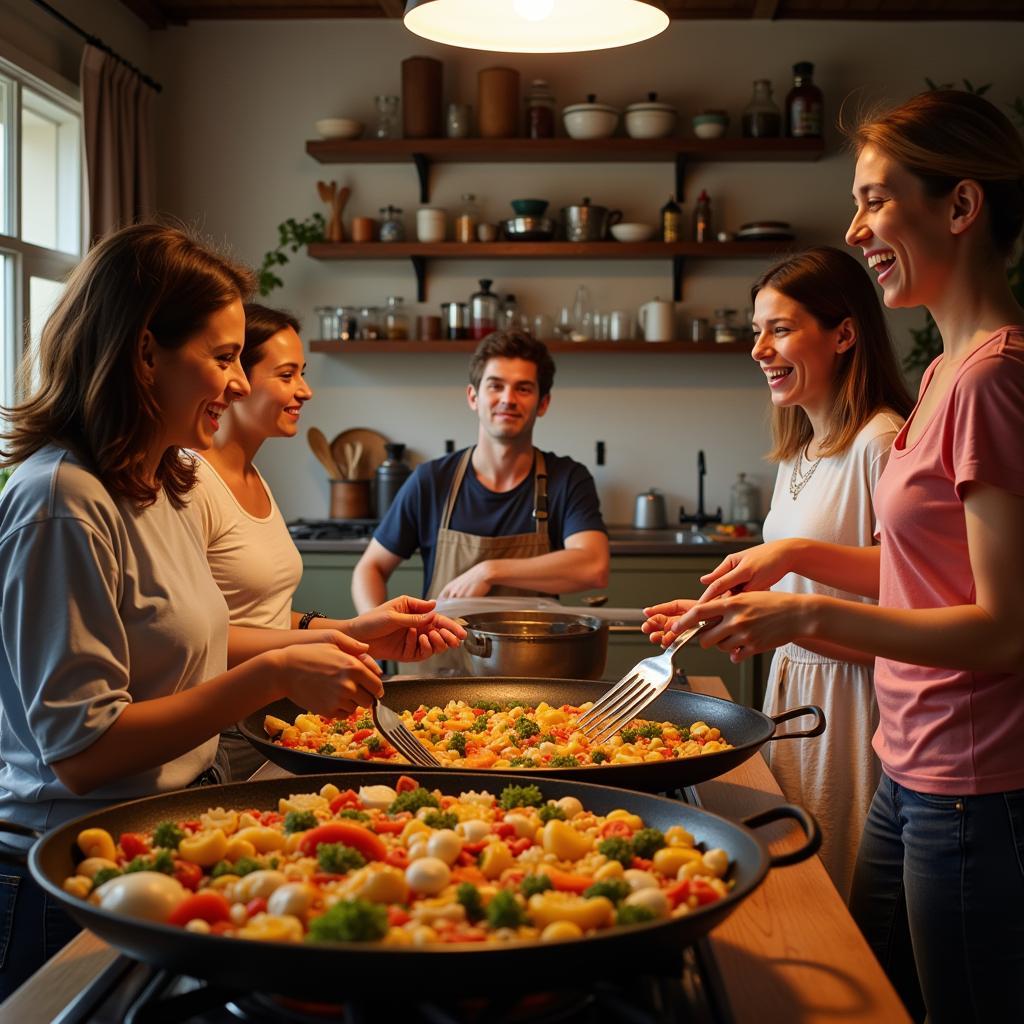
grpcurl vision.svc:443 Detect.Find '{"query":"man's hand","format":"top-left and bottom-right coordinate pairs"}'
top-left (438, 562), bottom-right (494, 600)
top-left (347, 596), bottom-right (466, 661)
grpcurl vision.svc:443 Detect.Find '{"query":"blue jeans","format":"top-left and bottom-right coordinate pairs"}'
top-left (0, 860), bottom-right (80, 1002)
top-left (849, 773), bottom-right (1024, 1023)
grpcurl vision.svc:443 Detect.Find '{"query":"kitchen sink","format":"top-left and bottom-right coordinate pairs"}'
top-left (607, 527), bottom-right (713, 545)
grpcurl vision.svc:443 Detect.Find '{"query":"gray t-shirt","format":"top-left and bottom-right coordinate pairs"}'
top-left (0, 445), bottom-right (229, 839)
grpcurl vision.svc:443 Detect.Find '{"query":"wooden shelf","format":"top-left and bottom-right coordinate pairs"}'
top-left (307, 240), bottom-right (790, 260)
top-left (306, 239), bottom-right (795, 302)
top-left (310, 339), bottom-right (751, 355)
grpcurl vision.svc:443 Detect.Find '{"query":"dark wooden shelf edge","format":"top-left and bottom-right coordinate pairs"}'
top-left (310, 340), bottom-right (751, 354)
top-left (307, 241), bottom-right (795, 260)
top-left (306, 137), bottom-right (825, 164)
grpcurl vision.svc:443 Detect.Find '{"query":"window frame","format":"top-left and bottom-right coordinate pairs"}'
top-left (0, 55), bottom-right (83, 411)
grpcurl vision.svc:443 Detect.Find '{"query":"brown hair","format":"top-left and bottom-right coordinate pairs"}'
top-left (242, 303), bottom-right (301, 376)
top-left (1, 223), bottom-right (255, 508)
top-left (468, 330), bottom-right (556, 398)
top-left (752, 246), bottom-right (914, 462)
top-left (847, 90), bottom-right (1024, 256)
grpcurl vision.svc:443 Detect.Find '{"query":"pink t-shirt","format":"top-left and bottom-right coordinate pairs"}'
top-left (872, 326), bottom-right (1024, 795)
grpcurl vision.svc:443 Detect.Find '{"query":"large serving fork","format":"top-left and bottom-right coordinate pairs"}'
top-left (576, 623), bottom-right (706, 743)
top-left (371, 698), bottom-right (441, 768)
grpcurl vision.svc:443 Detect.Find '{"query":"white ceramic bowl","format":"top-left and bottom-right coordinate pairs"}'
top-left (624, 103), bottom-right (677, 140)
top-left (562, 102), bottom-right (620, 140)
top-left (315, 117), bottom-right (364, 140)
top-left (611, 222), bottom-right (656, 243)
top-left (692, 119), bottom-right (727, 140)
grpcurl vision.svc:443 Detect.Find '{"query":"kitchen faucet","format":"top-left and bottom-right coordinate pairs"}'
top-left (679, 449), bottom-right (723, 529)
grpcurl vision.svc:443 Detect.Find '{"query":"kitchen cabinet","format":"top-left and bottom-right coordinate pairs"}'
top-left (293, 549), bottom-right (764, 708)
top-left (304, 136), bottom-right (823, 304)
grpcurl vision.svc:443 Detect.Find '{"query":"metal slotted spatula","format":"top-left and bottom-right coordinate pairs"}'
top-left (576, 623), bottom-right (707, 743)
top-left (371, 698), bottom-right (441, 767)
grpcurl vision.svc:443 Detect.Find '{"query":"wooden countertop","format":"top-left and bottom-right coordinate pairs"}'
top-left (0, 676), bottom-right (909, 1024)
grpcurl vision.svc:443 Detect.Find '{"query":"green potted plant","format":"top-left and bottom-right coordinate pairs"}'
top-left (257, 213), bottom-right (325, 296)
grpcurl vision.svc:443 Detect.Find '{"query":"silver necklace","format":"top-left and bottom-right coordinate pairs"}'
top-left (789, 443), bottom-right (821, 499)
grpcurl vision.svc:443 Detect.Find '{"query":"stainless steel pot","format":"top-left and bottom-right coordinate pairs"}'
top-left (561, 197), bottom-right (623, 242)
top-left (459, 610), bottom-right (608, 679)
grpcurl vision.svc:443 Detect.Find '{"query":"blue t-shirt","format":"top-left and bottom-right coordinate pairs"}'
top-left (373, 448), bottom-right (606, 595)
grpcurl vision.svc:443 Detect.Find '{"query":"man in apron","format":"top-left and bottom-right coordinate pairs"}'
top-left (352, 332), bottom-right (609, 618)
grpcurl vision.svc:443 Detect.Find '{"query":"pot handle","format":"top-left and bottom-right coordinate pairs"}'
top-left (768, 704), bottom-right (825, 740)
top-left (463, 632), bottom-right (491, 658)
top-left (607, 209), bottom-right (623, 228)
top-left (741, 803), bottom-right (822, 867)
top-left (0, 820), bottom-right (42, 866)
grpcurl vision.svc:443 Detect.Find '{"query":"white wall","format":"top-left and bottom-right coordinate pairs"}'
top-left (124, 17), bottom-right (1024, 521)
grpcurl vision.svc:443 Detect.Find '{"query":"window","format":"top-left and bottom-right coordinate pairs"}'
top-left (0, 58), bottom-right (82, 414)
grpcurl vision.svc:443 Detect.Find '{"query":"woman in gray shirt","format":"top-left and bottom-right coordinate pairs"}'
top-left (0, 224), bottom-right (383, 998)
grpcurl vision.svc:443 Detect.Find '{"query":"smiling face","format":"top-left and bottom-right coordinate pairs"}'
top-left (751, 287), bottom-right (854, 423)
top-left (467, 356), bottom-right (550, 443)
top-left (147, 298), bottom-right (249, 453)
top-left (846, 144), bottom-right (955, 310)
top-left (227, 326), bottom-right (312, 441)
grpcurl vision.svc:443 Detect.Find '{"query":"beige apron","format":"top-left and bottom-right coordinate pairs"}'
top-left (418, 448), bottom-right (551, 676)
top-left (427, 446), bottom-right (551, 600)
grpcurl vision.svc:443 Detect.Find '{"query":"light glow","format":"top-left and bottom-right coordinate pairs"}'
top-left (513, 0), bottom-right (555, 20)
top-left (403, 0), bottom-right (669, 54)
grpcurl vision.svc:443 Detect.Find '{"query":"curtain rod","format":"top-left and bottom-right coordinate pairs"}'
top-left (31, 0), bottom-right (163, 93)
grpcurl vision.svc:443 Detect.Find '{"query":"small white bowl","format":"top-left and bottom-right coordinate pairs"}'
top-left (624, 94), bottom-right (677, 139)
top-left (611, 222), bottom-right (656, 243)
top-left (315, 117), bottom-right (364, 140)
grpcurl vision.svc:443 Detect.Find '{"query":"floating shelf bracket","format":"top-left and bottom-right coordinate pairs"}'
top-left (411, 153), bottom-right (430, 203)
top-left (410, 255), bottom-right (427, 301)
top-left (672, 255), bottom-right (685, 302)
top-left (674, 153), bottom-right (686, 203)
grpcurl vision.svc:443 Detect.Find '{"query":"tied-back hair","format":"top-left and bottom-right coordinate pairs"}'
top-left (241, 304), bottom-right (301, 376)
top-left (469, 330), bottom-right (556, 398)
top-left (844, 90), bottom-right (1024, 257)
top-left (0, 223), bottom-right (255, 508)
top-left (752, 246), bottom-right (914, 462)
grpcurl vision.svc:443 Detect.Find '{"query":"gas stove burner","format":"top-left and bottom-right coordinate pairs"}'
top-left (287, 517), bottom-right (379, 541)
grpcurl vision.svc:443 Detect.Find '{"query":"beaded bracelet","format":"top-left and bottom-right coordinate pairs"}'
top-left (298, 610), bottom-right (325, 630)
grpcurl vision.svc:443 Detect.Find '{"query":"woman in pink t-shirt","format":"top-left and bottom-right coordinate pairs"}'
top-left (652, 91), bottom-right (1024, 1022)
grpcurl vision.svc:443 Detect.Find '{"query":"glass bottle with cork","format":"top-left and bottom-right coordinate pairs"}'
top-left (661, 195), bottom-right (682, 242)
top-left (786, 62), bottom-right (824, 138)
top-left (742, 80), bottom-right (781, 138)
top-left (525, 79), bottom-right (556, 139)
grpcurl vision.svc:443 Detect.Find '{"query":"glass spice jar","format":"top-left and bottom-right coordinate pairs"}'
top-left (374, 95), bottom-right (400, 140)
top-left (379, 206), bottom-right (405, 242)
top-left (383, 296), bottom-right (410, 340)
top-left (525, 78), bottom-right (556, 139)
top-left (713, 308), bottom-right (740, 344)
top-left (742, 79), bottom-right (782, 138)
top-left (455, 193), bottom-right (480, 243)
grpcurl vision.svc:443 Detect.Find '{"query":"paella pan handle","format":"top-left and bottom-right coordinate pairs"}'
top-left (741, 804), bottom-right (822, 867)
top-left (0, 819), bottom-right (41, 866)
top-left (463, 632), bottom-right (491, 657)
top-left (768, 704), bottom-right (826, 740)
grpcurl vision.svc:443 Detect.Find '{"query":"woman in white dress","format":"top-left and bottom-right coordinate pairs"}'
top-left (645, 246), bottom-right (913, 899)
top-left (189, 304), bottom-right (465, 779)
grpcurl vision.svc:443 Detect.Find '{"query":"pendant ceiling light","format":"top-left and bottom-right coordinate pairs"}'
top-left (403, 0), bottom-right (669, 54)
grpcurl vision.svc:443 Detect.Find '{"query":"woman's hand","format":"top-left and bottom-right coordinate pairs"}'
top-left (641, 599), bottom-right (698, 646)
top-left (665, 591), bottom-right (814, 662)
top-left (346, 596), bottom-right (467, 662)
top-left (697, 540), bottom-right (797, 602)
top-left (278, 636), bottom-right (384, 717)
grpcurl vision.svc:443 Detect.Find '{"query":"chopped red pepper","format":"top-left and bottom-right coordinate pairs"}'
top-left (385, 848), bottom-right (409, 868)
top-left (395, 775), bottom-right (419, 794)
top-left (387, 906), bottom-right (412, 926)
top-left (508, 837), bottom-right (533, 856)
top-left (372, 818), bottom-right (406, 834)
top-left (172, 860), bottom-right (203, 892)
top-left (118, 832), bottom-right (149, 860)
top-left (297, 822), bottom-right (387, 862)
top-left (351, 728), bottom-right (374, 743)
top-left (599, 819), bottom-right (634, 839)
top-left (245, 897), bottom-right (268, 917)
top-left (540, 865), bottom-right (592, 893)
top-left (328, 790), bottom-right (363, 814)
top-left (493, 822), bottom-right (516, 839)
top-left (631, 856), bottom-right (653, 871)
top-left (412, 709), bottom-right (427, 722)
top-left (168, 891), bottom-right (231, 927)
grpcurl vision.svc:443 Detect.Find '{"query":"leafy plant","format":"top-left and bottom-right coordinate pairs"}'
top-left (258, 213), bottom-right (326, 296)
top-left (903, 80), bottom-right (1023, 375)
top-left (0, 467), bottom-right (11, 493)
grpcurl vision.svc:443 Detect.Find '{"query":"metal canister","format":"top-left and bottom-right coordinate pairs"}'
top-left (442, 301), bottom-right (470, 340)
top-left (690, 317), bottom-right (708, 343)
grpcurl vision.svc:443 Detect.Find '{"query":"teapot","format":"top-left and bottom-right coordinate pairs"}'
top-left (638, 298), bottom-right (675, 342)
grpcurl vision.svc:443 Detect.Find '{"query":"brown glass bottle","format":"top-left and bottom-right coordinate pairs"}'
top-left (786, 62), bottom-right (823, 138)
top-left (661, 196), bottom-right (682, 242)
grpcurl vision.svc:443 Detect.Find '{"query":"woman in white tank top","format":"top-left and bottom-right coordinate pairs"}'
top-left (644, 247), bottom-right (913, 899)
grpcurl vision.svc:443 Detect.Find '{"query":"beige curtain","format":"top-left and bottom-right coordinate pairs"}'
top-left (80, 44), bottom-right (156, 242)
